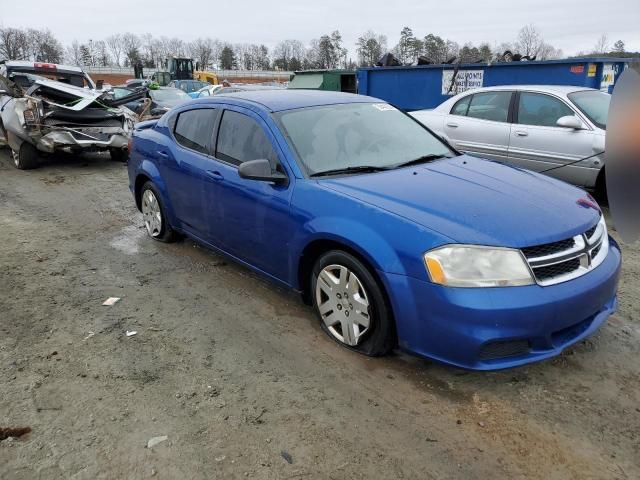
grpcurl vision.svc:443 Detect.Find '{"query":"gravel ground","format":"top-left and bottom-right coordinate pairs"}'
top-left (0, 150), bottom-right (638, 480)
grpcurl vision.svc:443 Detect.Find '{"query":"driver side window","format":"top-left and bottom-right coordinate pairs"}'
top-left (215, 110), bottom-right (280, 169)
top-left (517, 92), bottom-right (574, 127)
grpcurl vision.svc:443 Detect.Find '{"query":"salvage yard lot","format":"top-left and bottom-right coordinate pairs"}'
top-left (0, 150), bottom-right (639, 479)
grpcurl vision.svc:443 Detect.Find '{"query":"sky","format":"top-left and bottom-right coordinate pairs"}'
top-left (2, 0), bottom-right (639, 58)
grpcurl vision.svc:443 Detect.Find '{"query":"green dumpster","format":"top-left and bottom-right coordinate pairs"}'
top-left (288, 70), bottom-right (356, 93)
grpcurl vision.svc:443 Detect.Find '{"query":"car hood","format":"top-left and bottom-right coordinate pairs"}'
top-left (155, 98), bottom-right (188, 108)
top-left (318, 155), bottom-right (601, 248)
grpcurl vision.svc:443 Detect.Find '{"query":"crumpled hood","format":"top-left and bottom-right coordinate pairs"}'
top-left (319, 155), bottom-right (601, 248)
top-left (27, 78), bottom-right (107, 111)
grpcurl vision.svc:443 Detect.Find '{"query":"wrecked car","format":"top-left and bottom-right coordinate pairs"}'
top-left (0, 61), bottom-right (141, 169)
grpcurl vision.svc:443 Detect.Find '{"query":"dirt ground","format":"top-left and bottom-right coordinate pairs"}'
top-left (0, 149), bottom-right (638, 480)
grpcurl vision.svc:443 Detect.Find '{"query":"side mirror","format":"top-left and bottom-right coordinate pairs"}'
top-left (556, 115), bottom-right (583, 129)
top-left (238, 159), bottom-right (288, 185)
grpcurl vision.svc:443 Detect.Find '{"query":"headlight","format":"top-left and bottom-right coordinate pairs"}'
top-left (424, 245), bottom-right (534, 287)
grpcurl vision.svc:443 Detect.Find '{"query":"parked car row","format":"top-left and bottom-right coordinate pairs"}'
top-left (0, 61), bottom-right (622, 370)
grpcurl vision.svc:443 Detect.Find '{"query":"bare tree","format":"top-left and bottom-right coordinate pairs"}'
top-left (65, 40), bottom-right (83, 66)
top-left (537, 42), bottom-right (562, 60)
top-left (166, 37), bottom-right (186, 57)
top-left (515, 24), bottom-right (543, 57)
top-left (593, 34), bottom-right (609, 54)
top-left (356, 30), bottom-right (387, 67)
top-left (273, 39), bottom-right (305, 71)
top-left (121, 33), bottom-right (142, 66)
top-left (189, 37), bottom-right (215, 69)
top-left (106, 34), bottom-right (123, 66)
top-left (0, 27), bottom-right (29, 60)
top-left (93, 40), bottom-right (110, 66)
top-left (26, 29), bottom-right (63, 63)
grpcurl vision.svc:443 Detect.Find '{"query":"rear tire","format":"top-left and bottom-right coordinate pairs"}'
top-left (311, 250), bottom-right (395, 356)
top-left (594, 167), bottom-right (607, 205)
top-left (140, 181), bottom-right (177, 243)
top-left (109, 148), bottom-right (128, 163)
top-left (12, 142), bottom-right (39, 170)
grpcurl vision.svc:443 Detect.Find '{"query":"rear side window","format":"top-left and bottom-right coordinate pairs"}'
top-left (174, 108), bottom-right (219, 154)
top-left (466, 91), bottom-right (512, 122)
top-left (517, 92), bottom-right (574, 127)
top-left (451, 95), bottom-right (471, 116)
top-left (216, 110), bottom-right (278, 166)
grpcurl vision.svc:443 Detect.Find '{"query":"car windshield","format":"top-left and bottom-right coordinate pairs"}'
top-left (177, 81), bottom-right (208, 93)
top-left (276, 103), bottom-right (454, 176)
top-left (150, 89), bottom-right (191, 101)
top-left (568, 90), bottom-right (610, 129)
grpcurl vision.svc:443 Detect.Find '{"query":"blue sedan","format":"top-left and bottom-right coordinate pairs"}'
top-left (127, 90), bottom-right (621, 370)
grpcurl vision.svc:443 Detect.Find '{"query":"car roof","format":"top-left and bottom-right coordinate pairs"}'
top-left (459, 85), bottom-right (598, 95)
top-left (5, 60), bottom-right (85, 73)
top-left (204, 89), bottom-right (382, 112)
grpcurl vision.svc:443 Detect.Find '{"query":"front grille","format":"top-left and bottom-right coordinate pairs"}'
top-left (521, 216), bottom-right (606, 286)
top-left (521, 238), bottom-right (575, 258)
top-left (533, 258), bottom-right (581, 281)
top-left (479, 340), bottom-right (530, 361)
top-left (585, 224), bottom-right (598, 239)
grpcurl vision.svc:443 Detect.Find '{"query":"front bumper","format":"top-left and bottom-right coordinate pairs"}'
top-left (383, 237), bottom-right (621, 370)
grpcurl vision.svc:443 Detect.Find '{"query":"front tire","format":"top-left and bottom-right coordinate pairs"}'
top-left (12, 142), bottom-right (39, 170)
top-left (311, 250), bottom-right (395, 356)
top-left (140, 181), bottom-right (177, 242)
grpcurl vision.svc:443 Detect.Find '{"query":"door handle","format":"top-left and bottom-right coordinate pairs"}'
top-left (206, 170), bottom-right (224, 181)
top-left (514, 130), bottom-right (528, 137)
top-left (157, 150), bottom-right (169, 158)
top-left (446, 122), bottom-right (459, 128)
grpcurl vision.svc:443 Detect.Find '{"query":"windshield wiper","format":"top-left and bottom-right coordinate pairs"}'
top-left (309, 165), bottom-right (390, 177)
top-left (392, 154), bottom-right (449, 169)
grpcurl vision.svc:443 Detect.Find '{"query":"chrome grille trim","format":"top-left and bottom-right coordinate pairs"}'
top-left (522, 216), bottom-right (608, 286)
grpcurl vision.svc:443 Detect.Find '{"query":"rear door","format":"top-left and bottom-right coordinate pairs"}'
top-left (441, 91), bottom-right (513, 162)
top-left (508, 91), bottom-right (595, 184)
top-left (158, 107), bottom-right (221, 239)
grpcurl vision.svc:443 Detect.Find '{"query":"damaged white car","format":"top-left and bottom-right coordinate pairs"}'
top-left (0, 62), bottom-right (138, 169)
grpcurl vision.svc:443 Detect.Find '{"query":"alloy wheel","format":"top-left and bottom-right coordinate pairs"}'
top-left (315, 264), bottom-right (371, 346)
top-left (142, 189), bottom-right (162, 237)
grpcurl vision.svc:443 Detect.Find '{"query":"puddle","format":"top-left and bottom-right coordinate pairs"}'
top-left (110, 225), bottom-right (146, 255)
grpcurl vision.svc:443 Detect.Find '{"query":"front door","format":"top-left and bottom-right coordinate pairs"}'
top-left (508, 92), bottom-right (596, 185)
top-left (208, 107), bottom-right (293, 281)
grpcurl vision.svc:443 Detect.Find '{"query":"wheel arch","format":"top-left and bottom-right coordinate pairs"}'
top-left (134, 173), bottom-right (152, 211)
top-left (297, 237), bottom-right (393, 308)
top-left (298, 237), bottom-right (399, 348)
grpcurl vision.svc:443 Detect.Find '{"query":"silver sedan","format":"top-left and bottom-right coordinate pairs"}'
top-left (410, 85), bottom-right (610, 193)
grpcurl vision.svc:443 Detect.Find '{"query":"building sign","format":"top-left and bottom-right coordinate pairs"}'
top-left (570, 65), bottom-right (585, 74)
top-left (601, 64), bottom-right (615, 92)
top-left (442, 70), bottom-right (484, 95)
top-left (587, 64), bottom-right (597, 77)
